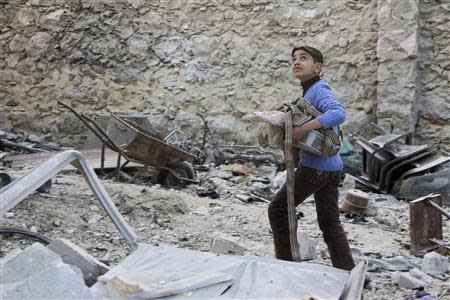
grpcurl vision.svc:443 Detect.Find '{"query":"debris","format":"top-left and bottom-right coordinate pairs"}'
top-left (223, 163), bottom-right (255, 176)
top-left (93, 243), bottom-right (360, 299)
top-left (340, 189), bottom-right (369, 214)
top-left (0, 226), bottom-right (53, 244)
top-left (217, 145), bottom-right (283, 165)
top-left (297, 231), bottom-right (317, 261)
top-left (368, 256), bottom-right (417, 271)
top-left (1, 243), bottom-right (95, 299)
top-left (0, 150), bottom-right (139, 250)
top-left (409, 268), bottom-right (434, 286)
top-left (47, 238), bottom-right (110, 286)
top-left (395, 272), bottom-right (427, 289)
top-left (342, 173), bottom-right (356, 191)
top-left (235, 194), bottom-right (252, 203)
top-left (410, 195), bottom-right (443, 256)
top-left (352, 125), bottom-right (450, 201)
top-left (195, 186), bottom-right (220, 199)
top-left (210, 232), bottom-right (247, 255)
top-left (421, 252), bottom-right (449, 276)
top-left (404, 290), bottom-right (439, 300)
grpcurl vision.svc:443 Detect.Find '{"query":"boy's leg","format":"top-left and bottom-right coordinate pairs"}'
top-left (314, 172), bottom-right (355, 271)
top-left (268, 167), bottom-right (321, 261)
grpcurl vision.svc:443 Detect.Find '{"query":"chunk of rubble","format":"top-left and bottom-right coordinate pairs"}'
top-left (391, 267), bottom-right (435, 289)
top-left (297, 231), bottom-right (317, 261)
top-left (409, 268), bottom-right (434, 286)
top-left (0, 243), bottom-right (95, 300)
top-left (210, 232), bottom-right (247, 255)
top-left (421, 251), bottom-right (449, 275)
top-left (47, 238), bottom-right (110, 286)
top-left (391, 271), bottom-right (426, 289)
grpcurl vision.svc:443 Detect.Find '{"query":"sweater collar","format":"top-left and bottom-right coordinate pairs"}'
top-left (301, 75), bottom-right (321, 96)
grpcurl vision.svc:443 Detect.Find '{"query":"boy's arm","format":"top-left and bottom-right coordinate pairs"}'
top-left (292, 83), bottom-right (346, 143)
top-left (313, 84), bottom-right (346, 129)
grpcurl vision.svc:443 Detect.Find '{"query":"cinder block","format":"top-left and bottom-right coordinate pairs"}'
top-left (210, 233), bottom-right (247, 255)
top-left (47, 238), bottom-right (109, 286)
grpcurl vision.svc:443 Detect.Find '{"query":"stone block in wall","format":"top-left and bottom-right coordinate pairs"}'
top-left (378, 0), bottom-right (418, 31)
top-left (377, 29), bottom-right (418, 61)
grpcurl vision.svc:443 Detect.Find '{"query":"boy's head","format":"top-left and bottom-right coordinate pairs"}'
top-left (291, 46), bottom-right (323, 81)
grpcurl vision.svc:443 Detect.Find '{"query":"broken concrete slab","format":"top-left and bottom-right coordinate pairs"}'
top-left (421, 251), bottom-right (449, 275)
top-left (210, 232), bottom-right (247, 255)
top-left (1, 243), bottom-right (95, 300)
top-left (47, 238), bottom-right (110, 286)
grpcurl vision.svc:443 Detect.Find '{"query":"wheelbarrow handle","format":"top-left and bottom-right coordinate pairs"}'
top-left (57, 100), bottom-right (120, 153)
top-left (80, 113), bottom-right (123, 154)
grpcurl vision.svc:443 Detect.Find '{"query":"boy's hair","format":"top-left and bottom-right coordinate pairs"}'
top-left (291, 46), bottom-right (324, 64)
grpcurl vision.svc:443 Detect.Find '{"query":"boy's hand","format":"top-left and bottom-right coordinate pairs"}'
top-left (292, 119), bottom-right (324, 145)
top-left (292, 125), bottom-right (309, 145)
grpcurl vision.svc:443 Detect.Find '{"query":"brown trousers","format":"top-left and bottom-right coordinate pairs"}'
top-left (268, 166), bottom-right (355, 271)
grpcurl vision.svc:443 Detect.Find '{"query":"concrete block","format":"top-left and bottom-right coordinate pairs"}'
top-left (421, 252), bottom-right (449, 275)
top-left (409, 268), bottom-right (433, 286)
top-left (210, 232), bottom-right (247, 255)
top-left (297, 231), bottom-right (317, 261)
top-left (398, 272), bottom-right (426, 289)
top-left (47, 238), bottom-right (110, 286)
top-left (1, 243), bottom-right (95, 300)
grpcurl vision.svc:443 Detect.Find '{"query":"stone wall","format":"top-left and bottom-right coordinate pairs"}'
top-left (0, 0), bottom-right (447, 151)
top-left (416, 0), bottom-right (450, 149)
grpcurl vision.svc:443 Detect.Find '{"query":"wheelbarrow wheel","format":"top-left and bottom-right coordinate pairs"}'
top-left (163, 161), bottom-right (196, 188)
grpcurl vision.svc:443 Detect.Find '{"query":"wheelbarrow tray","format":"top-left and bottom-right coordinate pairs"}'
top-left (108, 114), bottom-right (196, 167)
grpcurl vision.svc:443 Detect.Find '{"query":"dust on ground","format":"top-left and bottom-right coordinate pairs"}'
top-left (1, 167), bottom-right (449, 300)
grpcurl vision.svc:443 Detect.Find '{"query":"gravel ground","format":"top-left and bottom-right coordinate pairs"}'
top-left (1, 167), bottom-right (449, 299)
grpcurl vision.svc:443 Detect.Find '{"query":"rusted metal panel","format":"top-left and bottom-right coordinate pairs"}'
top-left (410, 194), bottom-right (443, 256)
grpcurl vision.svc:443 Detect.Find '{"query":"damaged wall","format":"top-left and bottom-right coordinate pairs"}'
top-left (0, 0), bottom-right (448, 150)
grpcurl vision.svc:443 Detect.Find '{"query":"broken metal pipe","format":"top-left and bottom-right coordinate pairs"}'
top-left (0, 150), bottom-right (138, 250)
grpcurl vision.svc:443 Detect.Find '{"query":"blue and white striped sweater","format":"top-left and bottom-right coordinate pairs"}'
top-left (299, 79), bottom-right (346, 171)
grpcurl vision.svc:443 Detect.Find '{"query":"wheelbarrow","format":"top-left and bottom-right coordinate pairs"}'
top-left (58, 101), bottom-right (198, 187)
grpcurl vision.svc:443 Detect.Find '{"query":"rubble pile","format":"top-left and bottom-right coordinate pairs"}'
top-left (0, 129), bottom-right (62, 155)
top-left (1, 159), bottom-right (449, 299)
top-left (1, 128), bottom-right (449, 299)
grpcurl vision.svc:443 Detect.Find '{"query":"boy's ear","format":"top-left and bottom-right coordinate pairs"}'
top-left (314, 63), bottom-right (323, 74)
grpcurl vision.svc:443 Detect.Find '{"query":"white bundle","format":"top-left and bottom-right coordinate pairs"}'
top-left (242, 111), bottom-right (286, 148)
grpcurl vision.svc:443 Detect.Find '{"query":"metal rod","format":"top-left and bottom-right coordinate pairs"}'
top-left (0, 150), bottom-right (139, 250)
top-left (428, 199), bottom-right (450, 220)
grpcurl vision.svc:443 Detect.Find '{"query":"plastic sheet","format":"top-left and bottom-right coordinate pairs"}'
top-left (92, 243), bottom-right (361, 299)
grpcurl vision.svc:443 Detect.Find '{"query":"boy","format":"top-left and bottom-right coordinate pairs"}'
top-left (268, 46), bottom-right (355, 271)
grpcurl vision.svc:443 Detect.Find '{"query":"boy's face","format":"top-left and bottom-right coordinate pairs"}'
top-left (291, 49), bottom-right (323, 81)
